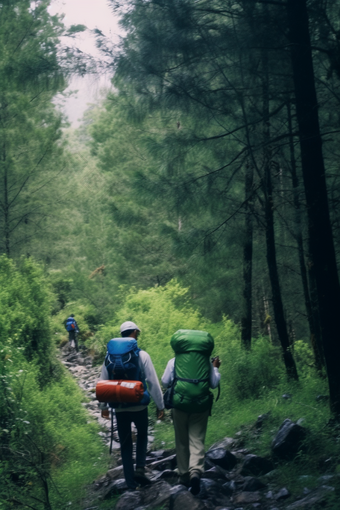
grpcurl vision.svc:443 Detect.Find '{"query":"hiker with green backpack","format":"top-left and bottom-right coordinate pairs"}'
top-left (161, 329), bottom-right (221, 496)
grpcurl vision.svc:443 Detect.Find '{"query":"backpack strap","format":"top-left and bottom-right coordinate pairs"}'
top-left (175, 376), bottom-right (210, 384)
top-left (173, 363), bottom-right (209, 385)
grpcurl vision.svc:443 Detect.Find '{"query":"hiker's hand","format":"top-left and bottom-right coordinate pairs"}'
top-left (157, 409), bottom-right (165, 420)
top-left (213, 356), bottom-right (221, 368)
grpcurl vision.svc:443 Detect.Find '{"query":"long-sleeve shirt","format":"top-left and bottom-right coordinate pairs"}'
top-left (161, 358), bottom-right (221, 389)
top-left (99, 350), bottom-right (164, 412)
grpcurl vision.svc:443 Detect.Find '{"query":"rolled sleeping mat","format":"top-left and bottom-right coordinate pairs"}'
top-left (96, 380), bottom-right (144, 404)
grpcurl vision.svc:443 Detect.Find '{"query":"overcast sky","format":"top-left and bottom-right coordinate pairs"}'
top-left (49, 0), bottom-right (122, 126)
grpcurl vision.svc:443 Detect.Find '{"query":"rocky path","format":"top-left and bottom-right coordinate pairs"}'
top-left (59, 347), bottom-right (338, 510)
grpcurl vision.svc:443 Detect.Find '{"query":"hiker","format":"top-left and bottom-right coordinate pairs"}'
top-left (161, 329), bottom-right (221, 496)
top-left (65, 314), bottom-right (80, 352)
top-left (99, 321), bottom-right (165, 490)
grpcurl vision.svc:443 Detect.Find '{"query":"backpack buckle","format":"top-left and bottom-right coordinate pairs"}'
top-left (192, 379), bottom-right (199, 384)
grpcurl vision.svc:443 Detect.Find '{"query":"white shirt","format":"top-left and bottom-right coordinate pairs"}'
top-left (161, 358), bottom-right (221, 389)
top-left (99, 350), bottom-right (164, 412)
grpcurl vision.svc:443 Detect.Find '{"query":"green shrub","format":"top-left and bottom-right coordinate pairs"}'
top-left (0, 256), bottom-right (54, 383)
top-left (0, 257), bottom-right (107, 509)
top-left (87, 280), bottom-right (210, 373)
top-left (215, 323), bottom-right (284, 401)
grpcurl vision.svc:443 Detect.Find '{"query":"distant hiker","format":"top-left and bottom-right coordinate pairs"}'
top-left (161, 329), bottom-right (221, 496)
top-left (99, 321), bottom-right (165, 490)
top-left (65, 314), bottom-right (80, 352)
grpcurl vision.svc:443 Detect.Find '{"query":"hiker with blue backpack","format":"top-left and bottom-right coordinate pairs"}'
top-left (161, 329), bottom-right (221, 496)
top-left (98, 321), bottom-right (164, 490)
top-left (65, 314), bottom-right (80, 352)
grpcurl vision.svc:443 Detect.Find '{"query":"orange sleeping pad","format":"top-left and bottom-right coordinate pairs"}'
top-left (96, 380), bottom-right (144, 403)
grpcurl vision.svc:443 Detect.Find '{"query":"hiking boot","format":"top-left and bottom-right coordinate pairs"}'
top-left (134, 467), bottom-right (152, 486)
top-left (190, 474), bottom-right (201, 496)
top-left (178, 472), bottom-right (190, 487)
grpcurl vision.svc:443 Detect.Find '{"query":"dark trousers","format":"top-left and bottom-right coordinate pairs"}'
top-left (115, 408), bottom-right (148, 489)
top-left (68, 330), bottom-right (78, 352)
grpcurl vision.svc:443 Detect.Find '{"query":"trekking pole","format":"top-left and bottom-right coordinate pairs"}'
top-left (110, 409), bottom-right (114, 455)
top-left (216, 383), bottom-right (221, 402)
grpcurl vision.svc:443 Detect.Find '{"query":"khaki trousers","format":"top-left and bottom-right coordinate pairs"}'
top-left (173, 408), bottom-right (210, 478)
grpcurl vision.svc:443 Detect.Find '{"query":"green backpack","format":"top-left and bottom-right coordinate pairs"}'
top-left (171, 329), bottom-right (214, 413)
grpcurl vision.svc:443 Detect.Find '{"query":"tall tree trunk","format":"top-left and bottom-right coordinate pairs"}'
top-left (287, 0), bottom-right (340, 413)
top-left (287, 101), bottom-right (324, 371)
top-left (262, 48), bottom-right (299, 380)
top-left (241, 162), bottom-right (254, 350)
top-left (263, 161), bottom-right (298, 379)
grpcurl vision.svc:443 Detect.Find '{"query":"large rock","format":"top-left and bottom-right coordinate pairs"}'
top-left (115, 490), bottom-right (142, 510)
top-left (242, 476), bottom-right (266, 492)
top-left (115, 480), bottom-right (173, 510)
top-left (106, 465), bottom-right (124, 480)
top-left (103, 479), bottom-right (128, 498)
top-left (142, 480), bottom-right (173, 507)
top-left (170, 490), bottom-right (206, 510)
top-left (240, 454), bottom-right (274, 476)
top-left (197, 478), bottom-right (232, 506)
top-left (272, 419), bottom-right (307, 459)
top-left (205, 448), bottom-right (237, 471)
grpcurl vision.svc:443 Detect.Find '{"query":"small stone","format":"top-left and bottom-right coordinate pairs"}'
top-left (316, 395), bottom-right (329, 402)
top-left (255, 412), bottom-right (271, 429)
top-left (149, 450), bottom-right (165, 457)
top-left (233, 491), bottom-right (261, 504)
top-left (208, 437), bottom-right (235, 450)
top-left (274, 487), bottom-right (290, 500)
top-left (223, 480), bottom-right (236, 493)
top-left (317, 475), bottom-right (334, 483)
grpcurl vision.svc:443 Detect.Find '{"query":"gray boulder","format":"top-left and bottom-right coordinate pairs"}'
top-left (115, 490), bottom-right (142, 510)
top-left (103, 479), bottom-right (128, 498)
top-left (272, 419), bottom-right (307, 459)
top-left (142, 480), bottom-right (173, 508)
top-left (242, 476), bottom-right (266, 492)
top-left (170, 490), bottom-right (206, 510)
top-left (205, 448), bottom-right (237, 471)
top-left (240, 454), bottom-right (274, 476)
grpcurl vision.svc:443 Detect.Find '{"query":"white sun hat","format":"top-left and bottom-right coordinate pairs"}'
top-left (120, 321), bottom-right (141, 333)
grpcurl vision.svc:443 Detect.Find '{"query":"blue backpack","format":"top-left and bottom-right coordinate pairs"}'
top-left (66, 317), bottom-right (76, 332)
top-left (104, 338), bottom-right (150, 408)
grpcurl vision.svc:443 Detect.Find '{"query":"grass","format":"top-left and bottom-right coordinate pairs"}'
top-left (150, 373), bottom-right (340, 507)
